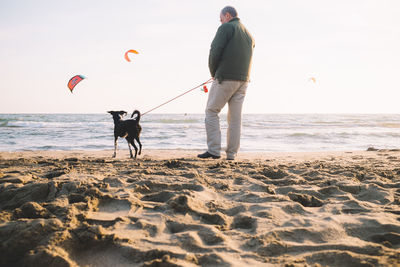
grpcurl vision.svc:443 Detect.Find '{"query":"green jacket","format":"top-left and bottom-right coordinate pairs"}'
top-left (209, 18), bottom-right (255, 82)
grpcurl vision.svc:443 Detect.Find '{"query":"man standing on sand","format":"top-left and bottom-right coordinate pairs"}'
top-left (198, 6), bottom-right (255, 160)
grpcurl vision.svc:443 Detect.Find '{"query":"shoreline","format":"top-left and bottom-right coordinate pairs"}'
top-left (1, 148), bottom-right (398, 160)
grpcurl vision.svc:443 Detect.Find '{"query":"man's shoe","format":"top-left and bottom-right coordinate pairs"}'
top-left (197, 151), bottom-right (220, 159)
top-left (226, 154), bottom-right (235, 161)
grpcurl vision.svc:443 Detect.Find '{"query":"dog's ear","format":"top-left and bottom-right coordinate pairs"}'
top-left (107, 111), bottom-right (112, 114)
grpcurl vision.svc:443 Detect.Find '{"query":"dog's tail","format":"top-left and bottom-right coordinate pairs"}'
top-left (131, 110), bottom-right (141, 121)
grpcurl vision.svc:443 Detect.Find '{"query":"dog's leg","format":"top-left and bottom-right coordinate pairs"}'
top-left (130, 139), bottom-right (138, 159)
top-left (126, 138), bottom-right (133, 158)
top-left (113, 136), bottom-right (118, 158)
top-left (135, 137), bottom-right (142, 155)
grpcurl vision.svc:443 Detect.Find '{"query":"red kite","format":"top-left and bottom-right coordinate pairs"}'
top-left (68, 75), bottom-right (85, 93)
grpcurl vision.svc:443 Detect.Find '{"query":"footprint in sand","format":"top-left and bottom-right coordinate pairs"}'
top-left (231, 215), bottom-right (257, 231)
top-left (288, 193), bottom-right (324, 207)
top-left (86, 198), bottom-right (139, 223)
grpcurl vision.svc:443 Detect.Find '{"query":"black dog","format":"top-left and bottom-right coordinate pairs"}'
top-left (107, 110), bottom-right (142, 159)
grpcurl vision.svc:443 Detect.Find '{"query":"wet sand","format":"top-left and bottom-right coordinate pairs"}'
top-left (0, 149), bottom-right (399, 266)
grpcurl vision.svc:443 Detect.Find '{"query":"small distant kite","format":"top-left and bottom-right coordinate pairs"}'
top-left (124, 49), bottom-right (139, 62)
top-left (68, 75), bottom-right (85, 93)
top-left (309, 77), bottom-right (316, 83)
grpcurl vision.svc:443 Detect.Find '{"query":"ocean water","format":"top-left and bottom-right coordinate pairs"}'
top-left (0, 113), bottom-right (399, 152)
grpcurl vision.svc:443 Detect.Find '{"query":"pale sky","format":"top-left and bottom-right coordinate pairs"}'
top-left (1, 0), bottom-right (399, 114)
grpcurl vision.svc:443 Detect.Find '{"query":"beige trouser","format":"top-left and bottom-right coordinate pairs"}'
top-left (205, 80), bottom-right (248, 159)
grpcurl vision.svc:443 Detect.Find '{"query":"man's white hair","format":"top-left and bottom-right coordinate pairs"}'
top-left (221, 6), bottom-right (238, 17)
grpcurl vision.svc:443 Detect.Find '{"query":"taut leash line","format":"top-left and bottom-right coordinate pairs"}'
top-left (142, 78), bottom-right (213, 116)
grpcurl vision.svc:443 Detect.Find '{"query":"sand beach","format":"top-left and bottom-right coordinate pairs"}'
top-left (0, 149), bottom-right (399, 266)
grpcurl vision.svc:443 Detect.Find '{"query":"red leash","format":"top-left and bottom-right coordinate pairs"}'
top-left (142, 78), bottom-right (213, 115)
